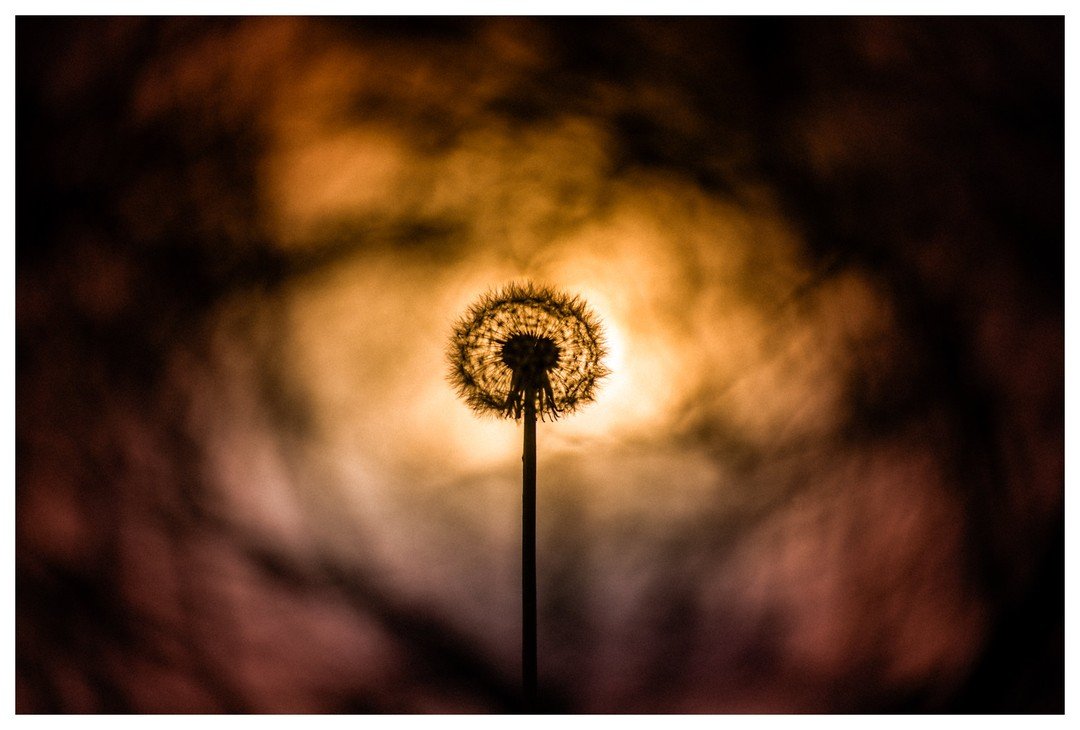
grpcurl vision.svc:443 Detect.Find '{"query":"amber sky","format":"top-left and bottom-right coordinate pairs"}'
top-left (16, 17), bottom-right (1063, 713)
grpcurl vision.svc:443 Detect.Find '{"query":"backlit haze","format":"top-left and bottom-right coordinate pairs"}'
top-left (16, 17), bottom-right (1063, 712)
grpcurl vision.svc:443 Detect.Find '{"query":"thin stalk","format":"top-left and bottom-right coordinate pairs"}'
top-left (522, 389), bottom-right (537, 711)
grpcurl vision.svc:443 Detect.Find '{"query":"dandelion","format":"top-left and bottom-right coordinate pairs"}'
top-left (447, 282), bottom-right (608, 711)
top-left (448, 282), bottom-right (608, 421)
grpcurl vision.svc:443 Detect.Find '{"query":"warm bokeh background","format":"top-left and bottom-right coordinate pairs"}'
top-left (16, 17), bottom-right (1063, 713)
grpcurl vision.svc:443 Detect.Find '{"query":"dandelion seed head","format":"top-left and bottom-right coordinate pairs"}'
top-left (448, 282), bottom-right (609, 421)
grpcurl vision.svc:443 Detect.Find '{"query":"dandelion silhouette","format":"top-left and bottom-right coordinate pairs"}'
top-left (448, 282), bottom-right (608, 711)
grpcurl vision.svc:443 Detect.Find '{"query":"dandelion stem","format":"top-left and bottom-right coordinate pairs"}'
top-left (522, 388), bottom-right (537, 712)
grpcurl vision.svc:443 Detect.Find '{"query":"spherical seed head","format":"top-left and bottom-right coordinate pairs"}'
top-left (448, 282), bottom-right (609, 420)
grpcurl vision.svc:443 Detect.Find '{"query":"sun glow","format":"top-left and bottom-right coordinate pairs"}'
top-left (257, 59), bottom-right (811, 490)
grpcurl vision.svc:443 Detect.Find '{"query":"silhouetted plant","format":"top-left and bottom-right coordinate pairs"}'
top-left (448, 282), bottom-right (608, 421)
top-left (448, 282), bottom-right (608, 711)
